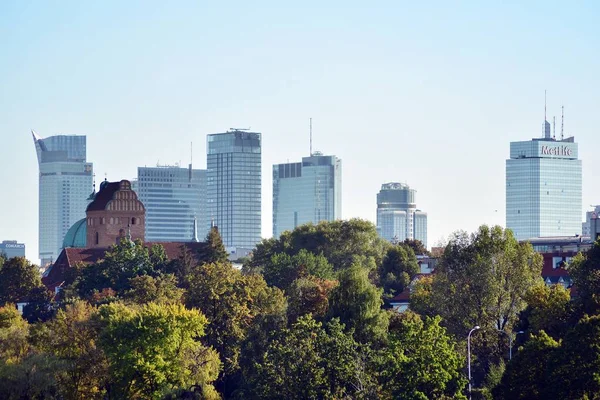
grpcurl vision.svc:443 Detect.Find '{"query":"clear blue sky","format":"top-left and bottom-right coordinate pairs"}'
top-left (1, 1), bottom-right (598, 262)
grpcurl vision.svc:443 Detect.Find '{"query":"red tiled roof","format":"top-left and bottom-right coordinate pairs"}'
top-left (42, 242), bottom-right (206, 292)
top-left (86, 182), bottom-right (121, 211)
top-left (390, 287), bottom-right (411, 302)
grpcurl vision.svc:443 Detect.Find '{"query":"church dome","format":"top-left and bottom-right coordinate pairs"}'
top-left (63, 218), bottom-right (87, 249)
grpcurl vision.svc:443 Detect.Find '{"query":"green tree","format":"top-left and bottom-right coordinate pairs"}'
top-left (328, 262), bottom-right (389, 344)
top-left (125, 274), bottom-right (183, 304)
top-left (198, 226), bottom-right (228, 264)
top-left (22, 286), bottom-right (55, 323)
top-left (0, 257), bottom-right (44, 305)
top-left (380, 312), bottom-right (466, 400)
top-left (379, 244), bottom-right (419, 296)
top-left (521, 282), bottom-right (571, 339)
top-left (98, 302), bottom-right (220, 399)
top-left (34, 301), bottom-right (108, 400)
top-left (262, 249), bottom-right (334, 291)
top-left (402, 238), bottom-right (429, 256)
top-left (250, 219), bottom-right (389, 272)
top-left (568, 238), bottom-right (600, 316)
top-left (287, 276), bottom-right (338, 322)
top-left (0, 304), bottom-right (31, 363)
top-left (493, 331), bottom-right (559, 400)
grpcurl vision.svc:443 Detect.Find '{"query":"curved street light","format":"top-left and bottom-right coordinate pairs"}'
top-left (467, 325), bottom-right (480, 400)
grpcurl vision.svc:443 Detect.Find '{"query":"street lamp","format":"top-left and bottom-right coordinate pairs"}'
top-left (497, 330), bottom-right (525, 360)
top-left (467, 325), bottom-right (480, 400)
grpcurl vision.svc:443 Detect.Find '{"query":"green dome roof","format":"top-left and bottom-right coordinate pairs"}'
top-left (63, 218), bottom-right (87, 249)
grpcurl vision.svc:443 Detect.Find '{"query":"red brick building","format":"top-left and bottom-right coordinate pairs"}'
top-left (86, 179), bottom-right (145, 247)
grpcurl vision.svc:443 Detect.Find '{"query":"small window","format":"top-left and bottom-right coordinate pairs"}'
top-left (95, 232), bottom-right (99, 245)
top-left (131, 217), bottom-right (136, 225)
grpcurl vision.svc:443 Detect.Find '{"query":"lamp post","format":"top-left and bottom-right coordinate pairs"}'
top-left (497, 330), bottom-right (525, 360)
top-left (467, 325), bottom-right (480, 400)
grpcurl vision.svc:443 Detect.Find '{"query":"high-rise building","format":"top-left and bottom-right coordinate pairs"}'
top-left (582, 206), bottom-right (600, 237)
top-left (207, 130), bottom-right (261, 252)
top-left (272, 152), bottom-right (342, 237)
top-left (0, 240), bottom-right (26, 259)
top-left (32, 131), bottom-right (93, 266)
top-left (134, 165), bottom-right (207, 242)
top-left (376, 182), bottom-right (427, 247)
top-left (506, 112), bottom-right (582, 240)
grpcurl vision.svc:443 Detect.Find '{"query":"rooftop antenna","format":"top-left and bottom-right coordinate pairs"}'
top-left (190, 142), bottom-right (193, 166)
top-left (310, 117), bottom-right (313, 156)
top-left (561, 105), bottom-right (564, 140)
top-left (544, 90), bottom-right (547, 122)
top-left (553, 116), bottom-right (556, 139)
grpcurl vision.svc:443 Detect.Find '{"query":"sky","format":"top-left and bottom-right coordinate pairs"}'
top-left (1, 1), bottom-right (598, 263)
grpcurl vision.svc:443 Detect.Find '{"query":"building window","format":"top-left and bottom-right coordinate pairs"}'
top-left (131, 217), bottom-right (136, 225)
top-left (95, 232), bottom-right (99, 245)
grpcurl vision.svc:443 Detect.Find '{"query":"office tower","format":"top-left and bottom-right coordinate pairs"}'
top-left (0, 240), bottom-right (26, 259)
top-left (376, 182), bottom-right (427, 247)
top-left (506, 108), bottom-right (582, 240)
top-left (207, 129), bottom-right (261, 251)
top-left (32, 131), bottom-right (93, 266)
top-left (272, 152), bottom-right (342, 237)
top-left (583, 206), bottom-right (600, 237)
top-left (135, 165), bottom-right (207, 242)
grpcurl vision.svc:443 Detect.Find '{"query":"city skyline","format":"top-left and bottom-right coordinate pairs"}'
top-left (1, 2), bottom-right (599, 262)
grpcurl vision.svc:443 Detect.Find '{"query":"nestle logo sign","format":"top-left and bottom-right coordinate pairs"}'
top-left (541, 145), bottom-right (573, 157)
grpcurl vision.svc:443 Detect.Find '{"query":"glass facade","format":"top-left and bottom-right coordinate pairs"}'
top-left (376, 182), bottom-right (427, 247)
top-left (272, 153), bottom-right (342, 237)
top-left (134, 165), bottom-right (207, 242)
top-left (32, 132), bottom-right (93, 266)
top-left (0, 240), bottom-right (26, 259)
top-left (506, 136), bottom-right (582, 240)
top-left (207, 130), bottom-right (261, 250)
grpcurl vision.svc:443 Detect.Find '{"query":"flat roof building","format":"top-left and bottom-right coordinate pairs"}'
top-left (0, 240), bottom-right (26, 259)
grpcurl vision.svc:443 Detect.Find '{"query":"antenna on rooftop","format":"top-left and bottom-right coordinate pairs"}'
top-left (310, 118), bottom-right (313, 156)
top-left (553, 116), bottom-right (556, 139)
top-left (561, 105), bottom-right (565, 140)
top-left (190, 142), bottom-right (193, 167)
top-left (544, 90), bottom-right (547, 122)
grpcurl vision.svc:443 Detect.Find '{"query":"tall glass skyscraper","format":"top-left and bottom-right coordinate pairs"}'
top-left (32, 131), bottom-right (93, 266)
top-left (376, 182), bottom-right (427, 247)
top-left (207, 130), bottom-right (261, 250)
top-left (134, 165), bottom-right (207, 242)
top-left (506, 130), bottom-right (582, 240)
top-left (272, 152), bottom-right (342, 237)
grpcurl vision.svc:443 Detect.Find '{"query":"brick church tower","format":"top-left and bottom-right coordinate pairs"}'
top-left (85, 179), bottom-right (145, 248)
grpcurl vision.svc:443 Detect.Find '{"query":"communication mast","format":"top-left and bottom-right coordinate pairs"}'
top-left (561, 106), bottom-right (565, 140)
top-left (310, 117), bottom-right (313, 156)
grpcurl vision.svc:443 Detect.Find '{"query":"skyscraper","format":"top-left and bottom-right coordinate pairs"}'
top-left (376, 182), bottom-right (427, 247)
top-left (272, 152), bottom-right (342, 237)
top-left (32, 131), bottom-right (93, 266)
top-left (506, 110), bottom-right (582, 240)
top-left (207, 129), bottom-right (261, 251)
top-left (135, 165), bottom-right (207, 242)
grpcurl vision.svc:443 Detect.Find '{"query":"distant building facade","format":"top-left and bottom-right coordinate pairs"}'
top-left (207, 130), bottom-right (261, 251)
top-left (0, 240), bottom-right (26, 259)
top-left (582, 206), bottom-right (600, 237)
top-left (134, 165), bottom-right (207, 242)
top-left (272, 152), bottom-right (342, 237)
top-left (376, 182), bottom-right (427, 247)
top-left (32, 131), bottom-right (93, 266)
top-left (506, 121), bottom-right (582, 240)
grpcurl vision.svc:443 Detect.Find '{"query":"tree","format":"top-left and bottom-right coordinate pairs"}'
top-left (402, 238), bottom-right (429, 256)
top-left (380, 312), bottom-right (466, 400)
top-left (124, 274), bottom-right (183, 304)
top-left (97, 302), bottom-right (220, 399)
top-left (249, 219), bottom-right (389, 272)
top-left (521, 282), bottom-right (571, 339)
top-left (243, 315), bottom-right (379, 399)
top-left (413, 226), bottom-right (542, 384)
top-left (184, 262), bottom-right (287, 394)
top-left (493, 331), bottom-right (559, 400)
top-left (287, 276), bottom-right (338, 322)
top-left (75, 239), bottom-right (161, 298)
top-left (0, 257), bottom-right (44, 305)
top-left (328, 262), bottom-right (389, 344)
top-left (262, 249), bottom-right (334, 291)
top-left (379, 244), bottom-right (419, 296)
top-left (198, 226), bottom-right (228, 264)
top-left (0, 304), bottom-right (30, 363)
top-left (568, 238), bottom-right (600, 316)
top-left (22, 286), bottom-right (55, 323)
top-left (34, 301), bottom-right (108, 400)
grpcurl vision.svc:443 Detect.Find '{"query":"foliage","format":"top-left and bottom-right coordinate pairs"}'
top-left (0, 257), bottom-right (44, 305)
top-left (328, 262), bottom-right (389, 344)
top-left (286, 276), bottom-right (338, 322)
top-left (568, 238), bottom-right (600, 316)
top-left (198, 226), bottom-right (229, 264)
top-left (381, 312), bottom-right (467, 400)
top-left (98, 302), bottom-right (220, 399)
top-left (379, 244), bottom-right (419, 296)
top-left (125, 274), bottom-right (183, 304)
top-left (262, 249), bottom-right (333, 291)
top-left (402, 238), bottom-right (430, 256)
top-left (249, 219), bottom-right (389, 272)
top-left (0, 304), bottom-right (30, 363)
top-left (0, 353), bottom-right (60, 400)
top-left (521, 282), bottom-right (571, 339)
top-left (22, 286), bottom-right (55, 323)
